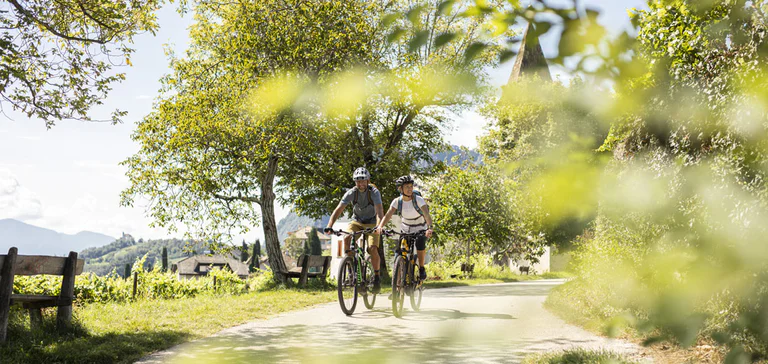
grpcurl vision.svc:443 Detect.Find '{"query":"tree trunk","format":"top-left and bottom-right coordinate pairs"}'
top-left (261, 155), bottom-right (289, 284)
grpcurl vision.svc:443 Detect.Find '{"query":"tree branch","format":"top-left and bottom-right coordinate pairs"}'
top-left (8, 0), bottom-right (109, 44)
top-left (212, 193), bottom-right (262, 205)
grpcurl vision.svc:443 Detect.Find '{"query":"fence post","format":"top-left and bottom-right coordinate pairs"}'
top-left (56, 251), bottom-right (77, 332)
top-left (132, 272), bottom-right (138, 300)
top-left (213, 276), bottom-right (217, 291)
top-left (0, 247), bottom-right (18, 344)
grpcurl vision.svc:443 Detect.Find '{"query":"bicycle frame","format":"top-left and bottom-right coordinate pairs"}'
top-left (338, 228), bottom-right (375, 288)
top-left (391, 231), bottom-right (425, 289)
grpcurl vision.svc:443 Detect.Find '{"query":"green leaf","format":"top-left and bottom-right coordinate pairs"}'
top-left (406, 5), bottom-right (426, 26)
top-left (381, 13), bottom-right (400, 27)
top-left (387, 27), bottom-right (406, 43)
top-left (408, 30), bottom-right (430, 52)
top-left (498, 49), bottom-right (517, 63)
top-left (433, 32), bottom-right (457, 49)
top-left (464, 42), bottom-right (488, 62)
top-left (437, 0), bottom-right (455, 15)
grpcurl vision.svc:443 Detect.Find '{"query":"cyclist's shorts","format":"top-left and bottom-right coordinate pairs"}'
top-left (346, 221), bottom-right (379, 247)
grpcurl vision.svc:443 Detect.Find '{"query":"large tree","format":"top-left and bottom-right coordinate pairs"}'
top-left (284, 0), bottom-right (512, 218)
top-left (279, 1), bottom-right (513, 276)
top-left (0, 0), bottom-right (163, 126)
top-left (122, 0), bottom-right (380, 283)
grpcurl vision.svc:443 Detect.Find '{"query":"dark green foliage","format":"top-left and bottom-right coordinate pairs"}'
top-left (161, 247), bottom-right (168, 272)
top-left (250, 240), bottom-right (260, 272)
top-left (124, 264), bottom-right (131, 279)
top-left (309, 227), bottom-right (323, 255)
top-left (241, 240), bottom-right (249, 262)
top-left (303, 240), bottom-right (311, 257)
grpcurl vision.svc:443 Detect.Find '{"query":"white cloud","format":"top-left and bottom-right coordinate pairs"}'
top-left (136, 95), bottom-right (152, 100)
top-left (0, 169), bottom-right (43, 220)
top-left (16, 136), bottom-right (41, 141)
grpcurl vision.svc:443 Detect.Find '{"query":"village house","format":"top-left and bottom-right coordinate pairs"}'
top-left (174, 254), bottom-right (250, 280)
top-left (284, 226), bottom-right (331, 251)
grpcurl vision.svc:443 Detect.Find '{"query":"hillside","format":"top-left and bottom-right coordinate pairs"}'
top-left (80, 234), bottom-right (213, 276)
top-left (432, 145), bottom-right (483, 166)
top-left (277, 213), bottom-right (328, 242)
top-left (0, 219), bottom-right (115, 256)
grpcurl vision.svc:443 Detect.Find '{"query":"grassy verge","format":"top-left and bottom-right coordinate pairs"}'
top-left (2, 272), bottom-right (570, 364)
top-left (543, 279), bottom-right (730, 364)
top-left (522, 348), bottom-right (639, 364)
top-left (424, 271), bottom-right (572, 289)
top-left (1, 288), bottom-right (336, 364)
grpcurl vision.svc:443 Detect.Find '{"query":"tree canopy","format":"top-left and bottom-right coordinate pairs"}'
top-left (0, 0), bottom-right (164, 126)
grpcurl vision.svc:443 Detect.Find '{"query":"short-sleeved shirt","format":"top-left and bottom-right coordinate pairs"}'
top-left (390, 195), bottom-right (428, 233)
top-left (341, 186), bottom-right (382, 224)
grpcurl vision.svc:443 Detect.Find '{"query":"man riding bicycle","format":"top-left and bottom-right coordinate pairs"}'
top-left (325, 167), bottom-right (384, 293)
top-left (375, 175), bottom-right (434, 281)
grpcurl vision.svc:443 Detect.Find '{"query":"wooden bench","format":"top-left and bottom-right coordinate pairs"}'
top-left (284, 255), bottom-right (331, 287)
top-left (0, 247), bottom-right (84, 343)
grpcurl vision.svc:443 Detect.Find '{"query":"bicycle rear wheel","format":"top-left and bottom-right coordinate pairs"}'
top-left (410, 263), bottom-right (423, 311)
top-left (362, 255), bottom-right (377, 309)
top-left (337, 256), bottom-right (358, 315)
top-left (391, 256), bottom-right (406, 318)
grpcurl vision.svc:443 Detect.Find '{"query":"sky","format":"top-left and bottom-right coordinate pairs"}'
top-left (0, 0), bottom-right (646, 243)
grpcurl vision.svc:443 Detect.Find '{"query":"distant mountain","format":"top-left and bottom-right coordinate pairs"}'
top-left (432, 145), bottom-right (483, 166)
top-left (0, 219), bottom-right (115, 256)
top-left (277, 213), bottom-right (329, 242)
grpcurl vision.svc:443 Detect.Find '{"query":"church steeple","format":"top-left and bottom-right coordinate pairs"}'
top-left (508, 22), bottom-right (551, 83)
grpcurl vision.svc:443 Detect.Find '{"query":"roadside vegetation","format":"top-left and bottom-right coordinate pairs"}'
top-left (7, 0), bottom-right (768, 362)
top-left (522, 348), bottom-right (639, 364)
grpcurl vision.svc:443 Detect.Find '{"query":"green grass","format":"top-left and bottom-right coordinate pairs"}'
top-left (423, 271), bottom-right (573, 289)
top-left (1, 272), bottom-right (571, 364)
top-left (522, 348), bottom-right (638, 364)
top-left (1, 288), bottom-right (336, 364)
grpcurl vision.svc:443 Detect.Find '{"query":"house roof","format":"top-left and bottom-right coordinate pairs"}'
top-left (508, 22), bottom-right (551, 83)
top-left (286, 226), bottom-right (331, 241)
top-left (175, 254), bottom-right (250, 277)
top-left (251, 252), bottom-right (297, 270)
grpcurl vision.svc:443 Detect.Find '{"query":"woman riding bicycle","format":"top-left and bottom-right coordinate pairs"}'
top-left (375, 175), bottom-right (434, 281)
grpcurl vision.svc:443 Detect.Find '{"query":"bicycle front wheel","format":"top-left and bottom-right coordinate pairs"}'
top-left (410, 263), bottom-right (423, 311)
top-left (337, 256), bottom-right (358, 315)
top-left (362, 255), bottom-right (376, 309)
top-left (392, 256), bottom-right (406, 318)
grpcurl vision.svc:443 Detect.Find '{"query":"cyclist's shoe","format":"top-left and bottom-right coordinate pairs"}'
top-left (419, 267), bottom-right (427, 281)
top-left (373, 275), bottom-right (381, 294)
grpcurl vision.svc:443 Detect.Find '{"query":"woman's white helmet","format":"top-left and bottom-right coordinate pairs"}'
top-left (353, 167), bottom-right (371, 181)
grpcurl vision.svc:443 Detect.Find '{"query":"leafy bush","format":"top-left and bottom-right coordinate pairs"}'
top-left (12, 253), bottom-right (265, 304)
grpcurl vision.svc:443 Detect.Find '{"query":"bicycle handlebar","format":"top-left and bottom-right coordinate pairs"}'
top-left (324, 227), bottom-right (376, 236)
top-left (380, 229), bottom-right (430, 238)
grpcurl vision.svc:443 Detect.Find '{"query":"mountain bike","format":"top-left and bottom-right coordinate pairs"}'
top-left (382, 229), bottom-right (426, 318)
top-left (327, 228), bottom-right (378, 315)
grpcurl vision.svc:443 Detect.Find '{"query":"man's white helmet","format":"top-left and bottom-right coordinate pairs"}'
top-left (353, 167), bottom-right (371, 181)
